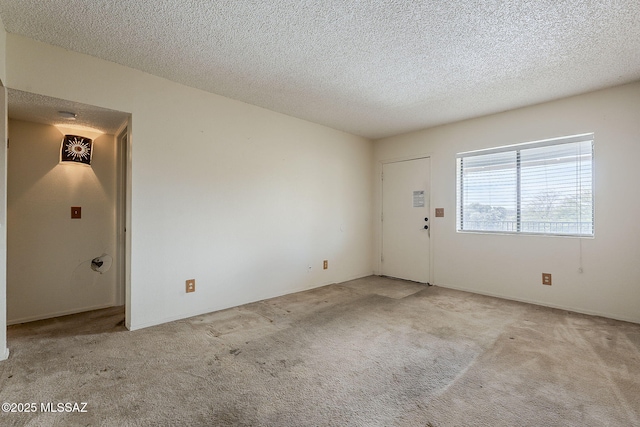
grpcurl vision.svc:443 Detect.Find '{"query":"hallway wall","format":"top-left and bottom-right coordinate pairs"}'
top-left (5, 34), bottom-right (374, 330)
top-left (7, 119), bottom-right (118, 323)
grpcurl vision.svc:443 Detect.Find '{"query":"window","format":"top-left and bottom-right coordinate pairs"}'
top-left (456, 133), bottom-right (593, 236)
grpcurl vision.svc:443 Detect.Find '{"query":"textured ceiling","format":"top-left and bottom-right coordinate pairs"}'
top-left (8, 89), bottom-right (129, 135)
top-left (1, 1), bottom-right (639, 139)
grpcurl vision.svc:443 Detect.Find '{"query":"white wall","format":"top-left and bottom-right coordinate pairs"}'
top-left (0, 86), bottom-right (7, 360)
top-left (7, 120), bottom-right (118, 323)
top-left (375, 81), bottom-right (640, 323)
top-left (0, 15), bottom-right (6, 84)
top-left (5, 34), bottom-right (373, 330)
top-left (0, 16), bottom-right (8, 359)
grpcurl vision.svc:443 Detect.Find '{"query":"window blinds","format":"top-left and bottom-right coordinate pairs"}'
top-left (456, 134), bottom-right (593, 236)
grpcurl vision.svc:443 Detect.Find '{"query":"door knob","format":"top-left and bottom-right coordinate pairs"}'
top-left (423, 225), bottom-right (429, 230)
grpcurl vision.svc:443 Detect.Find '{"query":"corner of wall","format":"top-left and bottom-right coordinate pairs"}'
top-left (372, 82), bottom-right (640, 324)
top-left (0, 14), bottom-right (7, 85)
top-left (0, 84), bottom-right (7, 360)
top-left (1, 33), bottom-right (378, 331)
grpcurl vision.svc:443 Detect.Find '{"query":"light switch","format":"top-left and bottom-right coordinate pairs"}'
top-left (71, 207), bottom-right (81, 219)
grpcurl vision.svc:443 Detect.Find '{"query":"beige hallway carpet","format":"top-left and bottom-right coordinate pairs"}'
top-left (0, 276), bottom-right (638, 426)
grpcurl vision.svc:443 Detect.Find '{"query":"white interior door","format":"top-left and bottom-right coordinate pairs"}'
top-left (381, 157), bottom-right (431, 283)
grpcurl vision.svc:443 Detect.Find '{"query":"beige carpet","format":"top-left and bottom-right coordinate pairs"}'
top-left (0, 275), bottom-right (638, 426)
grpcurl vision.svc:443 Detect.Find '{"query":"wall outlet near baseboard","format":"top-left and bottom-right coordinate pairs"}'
top-left (542, 273), bottom-right (552, 286)
top-left (186, 279), bottom-right (196, 293)
top-left (323, 260), bottom-right (328, 270)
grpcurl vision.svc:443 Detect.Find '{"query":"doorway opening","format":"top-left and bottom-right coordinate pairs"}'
top-left (5, 89), bottom-right (131, 332)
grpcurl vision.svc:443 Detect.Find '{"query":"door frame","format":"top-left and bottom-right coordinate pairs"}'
top-left (378, 154), bottom-right (434, 285)
top-left (116, 117), bottom-right (132, 330)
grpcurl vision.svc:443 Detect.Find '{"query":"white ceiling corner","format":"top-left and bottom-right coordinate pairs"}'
top-left (1, 0), bottom-right (639, 139)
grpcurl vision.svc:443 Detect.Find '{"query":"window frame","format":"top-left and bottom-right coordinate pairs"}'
top-left (456, 133), bottom-right (594, 237)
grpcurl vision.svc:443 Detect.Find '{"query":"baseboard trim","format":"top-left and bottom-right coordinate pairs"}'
top-left (129, 272), bottom-right (373, 331)
top-left (436, 282), bottom-right (640, 325)
top-left (7, 303), bottom-right (118, 326)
